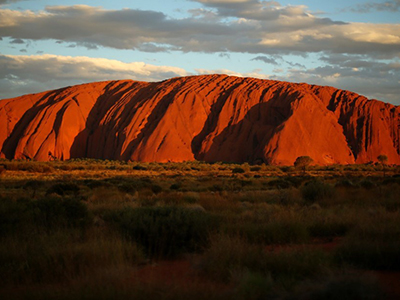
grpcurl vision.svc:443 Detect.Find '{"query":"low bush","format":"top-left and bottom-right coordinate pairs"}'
top-left (267, 179), bottom-right (291, 189)
top-left (0, 228), bottom-right (144, 285)
top-left (107, 206), bottom-right (216, 258)
top-left (223, 220), bottom-right (309, 245)
top-left (250, 166), bottom-right (262, 172)
top-left (0, 165), bottom-right (5, 175)
top-left (308, 220), bottom-right (351, 238)
top-left (286, 273), bottom-right (383, 300)
top-left (46, 183), bottom-right (80, 197)
top-left (335, 214), bottom-right (400, 270)
top-left (301, 180), bottom-right (335, 203)
top-left (232, 167), bottom-right (245, 174)
top-left (33, 197), bottom-right (92, 229)
top-left (200, 235), bottom-right (332, 284)
top-left (0, 197), bottom-right (33, 236)
top-left (236, 271), bottom-right (274, 300)
top-left (0, 196), bottom-right (91, 236)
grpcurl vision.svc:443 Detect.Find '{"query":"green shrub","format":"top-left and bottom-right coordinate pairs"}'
top-left (287, 273), bottom-right (383, 300)
top-left (107, 206), bottom-right (215, 258)
top-left (170, 183), bottom-right (182, 190)
top-left (33, 197), bottom-right (91, 229)
top-left (232, 167), bottom-right (245, 174)
top-left (0, 196), bottom-right (91, 236)
top-left (224, 220), bottom-right (309, 244)
top-left (359, 178), bottom-right (376, 189)
top-left (150, 184), bottom-right (163, 194)
top-left (301, 180), bottom-right (335, 203)
top-left (334, 179), bottom-right (358, 189)
top-left (200, 235), bottom-right (331, 284)
top-left (267, 179), bottom-right (291, 189)
top-left (0, 229), bottom-right (144, 285)
top-left (308, 220), bottom-right (351, 238)
top-left (23, 180), bottom-right (44, 198)
top-left (0, 197), bottom-right (33, 236)
top-left (250, 166), bottom-right (262, 172)
top-left (335, 215), bottom-right (400, 270)
top-left (237, 271), bottom-right (274, 300)
top-left (46, 183), bottom-right (80, 197)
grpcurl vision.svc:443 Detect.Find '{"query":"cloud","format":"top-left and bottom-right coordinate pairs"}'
top-left (0, 53), bottom-right (398, 105)
top-left (348, 0), bottom-right (400, 13)
top-left (277, 53), bottom-right (400, 104)
top-left (0, 4), bottom-right (399, 58)
top-left (251, 55), bottom-right (278, 65)
top-left (0, 54), bottom-right (190, 99)
top-left (0, 0), bottom-right (23, 4)
top-left (10, 37), bottom-right (23, 43)
top-left (195, 67), bottom-right (270, 79)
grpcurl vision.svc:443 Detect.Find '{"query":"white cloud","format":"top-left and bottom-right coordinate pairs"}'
top-left (0, 54), bottom-right (189, 99)
top-left (0, 4), bottom-right (399, 57)
top-left (195, 67), bottom-right (270, 79)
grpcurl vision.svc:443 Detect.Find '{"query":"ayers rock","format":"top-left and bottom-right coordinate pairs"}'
top-left (0, 74), bottom-right (399, 165)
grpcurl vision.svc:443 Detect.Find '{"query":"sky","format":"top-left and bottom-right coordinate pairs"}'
top-left (0, 0), bottom-right (399, 104)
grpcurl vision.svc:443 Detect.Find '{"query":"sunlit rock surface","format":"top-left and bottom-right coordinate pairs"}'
top-left (1, 75), bottom-right (399, 164)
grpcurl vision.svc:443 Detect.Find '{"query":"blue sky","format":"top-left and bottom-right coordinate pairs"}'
top-left (0, 0), bottom-right (399, 104)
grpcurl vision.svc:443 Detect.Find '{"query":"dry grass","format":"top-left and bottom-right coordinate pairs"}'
top-left (0, 159), bottom-right (399, 298)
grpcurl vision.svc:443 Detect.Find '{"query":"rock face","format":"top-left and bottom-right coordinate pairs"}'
top-left (0, 75), bottom-right (399, 165)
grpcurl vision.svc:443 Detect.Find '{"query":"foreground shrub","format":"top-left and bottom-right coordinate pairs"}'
top-left (107, 206), bottom-right (215, 258)
top-left (200, 235), bottom-right (331, 284)
top-left (236, 271), bottom-right (274, 300)
top-left (335, 214), bottom-right (400, 270)
top-left (301, 180), bottom-right (335, 203)
top-left (232, 167), bottom-right (245, 174)
top-left (0, 228), bottom-right (144, 285)
top-left (0, 197), bottom-right (33, 236)
top-left (46, 183), bottom-right (80, 197)
top-left (33, 197), bottom-right (91, 229)
top-left (223, 219), bottom-right (309, 245)
top-left (286, 273), bottom-right (383, 300)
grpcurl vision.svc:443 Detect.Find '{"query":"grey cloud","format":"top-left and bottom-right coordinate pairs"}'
top-left (0, 0), bottom-right (23, 4)
top-left (10, 38), bottom-right (24, 44)
top-left (348, 0), bottom-right (400, 12)
top-left (280, 55), bottom-right (400, 104)
top-left (286, 61), bottom-right (305, 68)
top-left (219, 52), bottom-right (230, 58)
top-left (0, 5), bottom-right (398, 59)
top-left (251, 55), bottom-right (278, 65)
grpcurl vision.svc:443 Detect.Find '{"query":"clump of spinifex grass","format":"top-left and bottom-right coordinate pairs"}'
top-left (220, 208), bottom-right (310, 244)
top-left (335, 211), bottom-right (400, 270)
top-left (106, 206), bottom-right (217, 258)
top-left (199, 234), bottom-right (332, 285)
top-left (0, 227), bottom-right (145, 285)
top-left (284, 272), bottom-right (384, 300)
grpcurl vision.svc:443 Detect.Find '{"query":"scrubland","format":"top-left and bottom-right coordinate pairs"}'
top-left (0, 159), bottom-right (399, 299)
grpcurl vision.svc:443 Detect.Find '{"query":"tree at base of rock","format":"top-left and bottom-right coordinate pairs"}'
top-left (294, 156), bottom-right (313, 175)
top-left (377, 154), bottom-right (388, 177)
